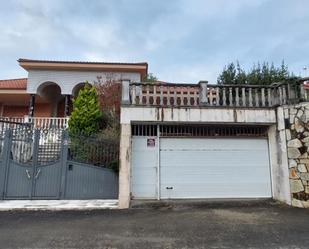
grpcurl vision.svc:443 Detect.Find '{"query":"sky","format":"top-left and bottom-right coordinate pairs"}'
top-left (1, 0), bottom-right (309, 83)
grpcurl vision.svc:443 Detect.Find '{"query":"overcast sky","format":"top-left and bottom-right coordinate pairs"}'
top-left (1, 0), bottom-right (309, 83)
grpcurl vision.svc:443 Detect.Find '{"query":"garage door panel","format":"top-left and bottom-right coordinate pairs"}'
top-left (161, 183), bottom-right (271, 198)
top-left (161, 138), bottom-right (267, 151)
top-left (160, 138), bottom-right (271, 199)
top-left (131, 137), bottom-right (157, 198)
top-left (161, 151), bottom-right (268, 167)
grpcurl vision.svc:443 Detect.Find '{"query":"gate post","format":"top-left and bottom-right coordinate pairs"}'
top-left (0, 130), bottom-right (11, 199)
top-left (59, 130), bottom-right (69, 199)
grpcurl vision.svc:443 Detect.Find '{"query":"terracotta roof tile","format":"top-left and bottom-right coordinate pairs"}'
top-left (0, 78), bottom-right (27, 90)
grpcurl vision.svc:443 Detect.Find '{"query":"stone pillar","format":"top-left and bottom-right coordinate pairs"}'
top-left (118, 123), bottom-right (131, 209)
top-left (64, 95), bottom-right (71, 117)
top-left (28, 94), bottom-right (36, 117)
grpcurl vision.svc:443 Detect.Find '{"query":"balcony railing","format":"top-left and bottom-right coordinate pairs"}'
top-left (121, 79), bottom-right (308, 108)
top-left (0, 117), bottom-right (69, 129)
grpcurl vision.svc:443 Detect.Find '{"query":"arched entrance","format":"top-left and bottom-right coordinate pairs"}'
top-left (36, 82), bottom-right (64, 117)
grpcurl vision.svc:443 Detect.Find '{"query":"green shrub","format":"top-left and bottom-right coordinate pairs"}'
top-left (69, 83), bottom-right (102, 135)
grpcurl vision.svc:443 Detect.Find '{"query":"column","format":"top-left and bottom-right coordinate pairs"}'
top-left (64, 95), bottom-right (71, 117)
top-left (28, 94), bottom-right (35, 117)
top-left (118, 123), bottom-right (131, 209)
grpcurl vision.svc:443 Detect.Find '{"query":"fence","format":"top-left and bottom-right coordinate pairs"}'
top-left (0, 117), bottom-right (69, 129)
top-left (123, 79), bottom-right (307, 108)
top-left (0, 123), bottom-right (119, 200)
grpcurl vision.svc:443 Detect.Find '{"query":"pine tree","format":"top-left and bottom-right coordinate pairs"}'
top-left (217, 62), bottom-right (237, 84)
top-left (68, 82), bottom-right (103, 135)
top-left (218, 60), bottom-right (295, 85)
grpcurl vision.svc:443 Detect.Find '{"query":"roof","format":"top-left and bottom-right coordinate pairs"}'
top-left (18, 58), bottom-right (148, 78)
top-left (18, 58), bottom-right (148, 66)
top-left (0, 78), bottom-right (27, 90)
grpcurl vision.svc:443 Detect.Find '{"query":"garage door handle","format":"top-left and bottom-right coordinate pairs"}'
top-left (166, 187), bottom-right (173, 190)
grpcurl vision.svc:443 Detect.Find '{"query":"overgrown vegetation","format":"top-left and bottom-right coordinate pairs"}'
top-left (68, 81), bottom-right (119, 172)
top-left (143, 73), bottom-right (158, 82)
top-left (217, 61), bottom-right (298, 85)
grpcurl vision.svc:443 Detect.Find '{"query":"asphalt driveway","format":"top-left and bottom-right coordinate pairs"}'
top-left (0, 200), bottom-right (308, 249)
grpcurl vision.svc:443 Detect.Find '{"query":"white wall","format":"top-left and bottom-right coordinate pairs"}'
top-left (121, 106), bottom-right (277, 124)
top-left (27, 70), bottom-right (141, 95)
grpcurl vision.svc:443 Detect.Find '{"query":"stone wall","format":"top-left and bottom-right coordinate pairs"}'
top-left (285, 103), bottom-right (309, 208)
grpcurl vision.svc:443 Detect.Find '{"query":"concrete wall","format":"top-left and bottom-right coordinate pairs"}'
top-left (27, 70), bottom-right (141, 95)
top-left (268, 108), bottom-right (291, 205)
top-left (121, 107), bottom-right (277, 124)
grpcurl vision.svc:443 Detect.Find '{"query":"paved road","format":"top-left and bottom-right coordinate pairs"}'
top-left (0, 201), bottom-right (308, 249)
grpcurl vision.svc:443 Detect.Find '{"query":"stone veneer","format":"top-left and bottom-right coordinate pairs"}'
top-left (284, 103), bottom-right (309, 208)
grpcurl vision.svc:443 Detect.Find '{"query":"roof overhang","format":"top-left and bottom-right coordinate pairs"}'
top-left (18, 59), bottom-right (148, 78)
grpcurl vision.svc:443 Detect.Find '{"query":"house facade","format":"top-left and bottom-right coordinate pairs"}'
top-left (0, 59), bottom-right (148, 127)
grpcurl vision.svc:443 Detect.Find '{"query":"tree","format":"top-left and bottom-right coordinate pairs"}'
top-left (218, 60), bottom-right (295, 85)
top-left (68, 82), bottom-right (102, 135)
top-left (144, 73), bottom-right (158, 82)
top-left (217, 62), bottom-right (237, 85)
top-left (95, 75), bottom-right (121, 118)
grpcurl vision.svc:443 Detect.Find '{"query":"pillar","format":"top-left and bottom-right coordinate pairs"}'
top-left (28, 94), bottom-right (35, 117)
top-left (64, 95), bottom-right (71, 117)
top-left (268, 106), bottom-right (291, 205)
top-left (118, 123), bottom-right (131, 209)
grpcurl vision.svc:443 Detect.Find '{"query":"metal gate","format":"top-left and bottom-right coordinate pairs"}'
top-left (0, 125), bottom-right (118, 200)
top-left (2, 128), bottom-right (63, 199)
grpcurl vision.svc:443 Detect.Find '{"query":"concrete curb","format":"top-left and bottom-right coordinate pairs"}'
top-left (0, 200), bottom-right (119, 211)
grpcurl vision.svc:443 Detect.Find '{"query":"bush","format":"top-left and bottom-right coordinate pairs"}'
top-left (68, 83), bottom-right (102, 135)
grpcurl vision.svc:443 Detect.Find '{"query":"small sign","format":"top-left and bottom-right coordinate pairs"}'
top-left (147, 138), bottom-right (156, 147)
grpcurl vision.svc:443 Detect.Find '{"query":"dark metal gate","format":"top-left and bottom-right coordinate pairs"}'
top-left (0, 125), bottom-right (118, 200)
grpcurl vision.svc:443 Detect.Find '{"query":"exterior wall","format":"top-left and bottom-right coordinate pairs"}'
top-left (34, 103), bottom-right (51, 117)
top-left (2, 105), bottom-right (28, 117)
top-left (1, 103), bottom-right (52, 118)
top-left (284, 103), bottom-right (309, 208)
top-left (27, 70), bottom-right (141, 95)
top-left (121, 107), bottom-right (277, 125)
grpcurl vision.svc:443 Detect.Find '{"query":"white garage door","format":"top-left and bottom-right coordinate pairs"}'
top-left (160, 138), bottom-right (272, 199)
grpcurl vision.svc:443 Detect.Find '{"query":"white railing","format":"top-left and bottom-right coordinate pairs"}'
top-left (123, 80), bottom-right (308, 108)
top-left (28, 117), bottom-right (69, 129)
top-left (0, 116), bottom-right (69, 129)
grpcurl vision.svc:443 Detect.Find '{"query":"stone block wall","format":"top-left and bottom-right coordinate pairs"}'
top-left (284, 103), bottom-right (309, 208)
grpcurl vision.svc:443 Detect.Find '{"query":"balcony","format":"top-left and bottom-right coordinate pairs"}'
top-left (122, 79), bottom-right (308, 108)
top-left (0, 117), bottom-right (69, 130)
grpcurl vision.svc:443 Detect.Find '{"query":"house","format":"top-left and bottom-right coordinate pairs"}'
top-left (0, 59), bottom-right (148, 127)
top-left (118, 79), bottom-right (309, 209)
